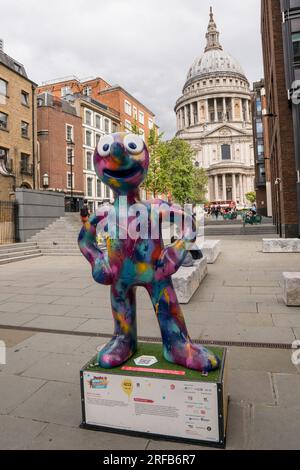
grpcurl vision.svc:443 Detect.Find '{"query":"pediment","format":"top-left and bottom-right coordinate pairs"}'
top-left (204, 124), bottom-right (250, 139)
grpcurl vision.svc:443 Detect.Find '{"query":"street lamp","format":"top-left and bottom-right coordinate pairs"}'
top-left (43, 173), bottom-right (49, 188)
top-left (68, 141), bottom-right (75, 212)
top-left (275, 178), bottom-right (282, 238)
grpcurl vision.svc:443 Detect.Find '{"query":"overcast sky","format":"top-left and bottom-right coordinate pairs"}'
top-left (1, 0), bottom-right (263, 138)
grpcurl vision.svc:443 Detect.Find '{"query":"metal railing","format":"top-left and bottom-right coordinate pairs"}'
top-left (0, 200), bottom-right (18, 244)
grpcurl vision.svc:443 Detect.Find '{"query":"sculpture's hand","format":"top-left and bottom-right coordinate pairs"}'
top-left (78, 213), bottom-right (113, 285)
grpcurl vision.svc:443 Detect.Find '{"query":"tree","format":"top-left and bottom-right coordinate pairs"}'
top-left (130, 119), bottom-right (140, 135)
top-left (166, 138), bottom-right (195, 205)
top-left (142, 128), bottom-right (168, 198)
top-left (190, 167), bottom-right (209, 205)
top-left (245, 191), bottom-right (256, 204)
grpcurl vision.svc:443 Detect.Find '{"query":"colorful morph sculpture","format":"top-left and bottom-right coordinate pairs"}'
top-left (78, 132), bottom-right (220, 373)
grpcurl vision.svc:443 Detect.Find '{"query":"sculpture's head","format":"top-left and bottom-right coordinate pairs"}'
top-left (94, 132), bottom-right (149, 194)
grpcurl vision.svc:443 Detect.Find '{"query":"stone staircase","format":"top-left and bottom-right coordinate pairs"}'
top-left (0, 241), bottom-right (42, 265)
top-left (204, 223), bottom-right (278, 237)
top-left (29, 213), bottom-right (82, 256)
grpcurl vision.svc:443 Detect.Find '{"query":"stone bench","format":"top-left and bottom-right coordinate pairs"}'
top-left (263, 239), bottom-right (300, 253)
top-left (282, 272), bottom-right (300, 306)
top-left (199, 239), bottom-right (221, 264)
top-left (172, 257), bottom-right (208, 304)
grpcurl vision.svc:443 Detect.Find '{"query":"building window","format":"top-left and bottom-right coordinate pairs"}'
top-left (67, 172), bottom-right (74, 188)
top-left (21, 91), bottom-right (29, 106)
top-left (88, 201), bottom-right (94, 212)
top-left (292, 32), bottom-right (300, 62)
top-left (105, 185), bottom-right (110, 199)
top-left (66, 147), bottom-right (74, 165)
top-left (138, 111), bottom-right (144, 125)
top-left (20, 153), bottom-right (31, 174)
top-left (66, 124), bottom-right (74, 142)
top-left (0, 78), bottom-right (7, 96)
top-left (148, 118), bottom-right (153, 129)
top-left (95, 114), bottom-right (101, 129)
top-left (87, 177), bottom-right (93, 197)
top-left (85, 130), bottom-right (93, 147)
top-left (95, 134), bottom-right (101, 146)
top-left (83, 86), bottom-right (92, 97)
top-left (125, 120), bottom-right (131, 131)
top-left (61, 86), bottom-right (72, 97)
top-left (112, 122), bottom-right (118, 133)
top-left (86, 151), bottom-right (93, 170)
top-left (133, 106), bottom-right (137, 119)
top-left (221, 144), bottom-right (231, 160)
top-left (85, 110), bottom-right (92, 126)
top-left (0, 111), bottom-right (8, 130)
top-left (96, 179), bottom-right (102, 198)
top-left (104, 118), bottom-right (110, 133)
top-left (21, 121), bottom-right (29, 137)
top-left (125, 100), bottom-right (132, 116)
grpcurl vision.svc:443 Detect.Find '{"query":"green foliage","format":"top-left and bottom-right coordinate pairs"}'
top-left (167, 138), bottom-right (195, 205)
top-left (190, 167), bottom-right (209, 205)
top-left (130, 119), bottom-right (140, 135)
top-left (245, 191), bottom-right (256, 204)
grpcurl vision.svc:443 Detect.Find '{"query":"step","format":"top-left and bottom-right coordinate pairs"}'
top-left (42, 252), bottom-right (81, 256)
top-left (0, 253), bottom-right (43, 265)
top-left (0, 242), bottom-right (38, 251)
top-left (0, 249), bottom-right (41, 260)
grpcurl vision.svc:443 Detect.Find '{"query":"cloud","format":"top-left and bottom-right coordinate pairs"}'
top-left (1, 0), bottom-right (263, 138)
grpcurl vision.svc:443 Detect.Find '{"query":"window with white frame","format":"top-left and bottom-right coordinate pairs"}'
top-left (95, 134), bottom-right (101, 146)
top-left (85, 130), bottom-right (93, 147)
top-left (138, 111), bottom-right (144, 125)
top-left (112, 122), bottom-right (118, 133)
top-left (95, 114), bottom-right (101, 129)
top-left (66, 124), bottom-right (74, 142)
top-left (67, 172), bottom-right (74, 188)
top-left (86, 151), bottom-right (93, 171)
top-left (124, 100), bottom-right (132, 116)
top-left (104, 118), bottom-right (110, 133)
top-left (148, 118), bottom-right (153, 129)
top-left (87, 177), bottom-right (93, 197)
top-left (83, 86), bottom-right (92, 97)
top-left (61, 86), bottom-right (72, 97)
top-left (125, 120), bottom-right (131, 131)
top-left (0, 78), bottom-right (7, 97)
top-left (66, 147), bottom-right (74, 165)
top-left (96, 179), bottom-right (102, 198)
top-left (139, 128), bottom-right (145, 138)
top-left (133, 106), bottom-right (137, 119)
top-left (85, 110), bottom-right (92, 126)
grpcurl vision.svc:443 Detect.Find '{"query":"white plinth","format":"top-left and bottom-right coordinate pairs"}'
top-left (263, 239), bottom-right (300, 253)
top-left (201, 240), bottom-right (221, 264)
top-left (282, 272), bottom-right (300, 306)
top-left (173, 257), bottom-right (208, 304)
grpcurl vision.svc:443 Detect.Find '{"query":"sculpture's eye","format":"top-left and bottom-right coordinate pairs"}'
top-left (97, 135), bottom-right (114, 157)
top-left (124, 134), bottom-right (144, 155)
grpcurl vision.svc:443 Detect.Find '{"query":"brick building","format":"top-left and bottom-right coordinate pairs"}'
top-left (0, 41), bottom-right (37, 200)
top-left (37, 93), bottom-right (84, 211)
top-left (261, 0), bottom-right (300, 237)
top-left (38, 76), bottom-right (156, 142)
top-left (251, 79), bottom-right (272, 217)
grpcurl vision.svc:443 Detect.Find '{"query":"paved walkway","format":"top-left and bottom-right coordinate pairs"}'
top-left (0, 236), bottom-right (299, 449)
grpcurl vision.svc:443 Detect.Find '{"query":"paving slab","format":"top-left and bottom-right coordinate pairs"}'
top-left (273, 373), bottom-right (300, 408)
top-left (228, 370), bottom-right (275, 405)
top-left (25, 423), bottom-right (148, 450)
top-left (200, 325), bottom-right (295, 344)
top-left (10, 294), bottom-right (61, 305)
top-left (0, 302), bottom-right (30, 313)
top-left (0, 328), bottom-right (34, 348)
top-left (0, 415), bottom-right (47, 450)
top-left (247, 405), bottom-right (300, 450)
top-left (23, 315), bottom-right (86, 331)
top-left (0, 312), bottom-right (39, 326)
top-left (0, 347), bottom-right (49, 375)
top-left (0, 374), bottom-right (45, 414)
top-left (272, 314), bottom-right (300, 328)
top-left (257, 303), bottom-right (300, 315)
top-left (11, 381), bottom-right (81, 427)
top-left (20, 303), bottom-right (75, 316)
top-left (228, 347), bottom-right (298, 374)
top-left (15, 332), bottom-right (88, 354)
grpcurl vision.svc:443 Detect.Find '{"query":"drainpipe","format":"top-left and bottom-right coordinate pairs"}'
top-left (32, 84), bottom-right (36, 189)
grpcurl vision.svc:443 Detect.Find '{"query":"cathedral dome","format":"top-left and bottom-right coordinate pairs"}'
top-left (186, 49), bottom-right (246, 82)
top-left (185, 7), bottom-right (246, 87)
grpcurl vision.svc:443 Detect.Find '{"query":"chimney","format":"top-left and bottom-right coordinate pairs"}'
top-left (0, 39), bottom-right (3, 52)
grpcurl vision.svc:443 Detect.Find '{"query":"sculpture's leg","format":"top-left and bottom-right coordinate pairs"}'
top-left (97, 282), bottom-right (137, 368)
top-left (146, 279), bottom-right (220, 373)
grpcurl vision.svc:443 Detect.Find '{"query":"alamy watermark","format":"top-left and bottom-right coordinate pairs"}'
top-left (0, 340), bottom-right (6, 365)
top-left (291, 81), bottom-right (300, 105)
top-left (94, 199), bottom-right (205, 249)
top-left (291, 340), bottom-right (300, 366)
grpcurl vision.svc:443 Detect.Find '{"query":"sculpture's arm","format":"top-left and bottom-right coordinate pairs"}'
top-left (153, 201), bottom-right (196, 280)
top-left (78, 213), bottom-right (113, 285)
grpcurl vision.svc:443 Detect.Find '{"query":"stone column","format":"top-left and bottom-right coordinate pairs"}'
top-left (232, 174), bottom-right (237, 203)
top-left (222, 174), bottom-right (227, 201)
top-left (223, 97), bottom-right (226, 121)
top-left (231, 98), bottom-right (235, 121)
top-left (214, 175), bottom-right (219, 201)
top-left (181, 108), bottom-right (184, 129)
top-left (197, 101), bottom-right (201, 124)
top-left (207, 177), bottom-right (211, 202)
top-left (190, 103), bottom-right (194, 126)
top-left (246, 100), bottom-right (250, 122)
top-left (214, 99), bottom-right (218, 122)
top-left (240, 174), bottom-right (244, 204)
top-left (205, 100), bottom-right (209, 122)
top-left (184, 106), bottom-right (189, 128)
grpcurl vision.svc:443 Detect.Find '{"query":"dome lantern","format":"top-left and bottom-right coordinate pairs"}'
top-left (205, 7), bottom-right (223, 52)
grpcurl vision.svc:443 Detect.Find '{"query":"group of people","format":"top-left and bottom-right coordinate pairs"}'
top-left (207, 205), bottom-right (237, 220)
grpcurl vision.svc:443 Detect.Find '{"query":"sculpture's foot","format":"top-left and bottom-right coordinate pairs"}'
top-left (163, 341), bottom-right (220, 373)
top-left (96, 335), bottom-right (137, 368)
